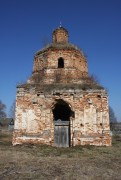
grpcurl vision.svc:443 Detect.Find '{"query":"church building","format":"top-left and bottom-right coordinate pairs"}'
top-left (13, 26), bottom-right (111, 147)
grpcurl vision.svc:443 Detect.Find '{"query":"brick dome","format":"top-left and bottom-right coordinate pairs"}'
top-left (52, 26), bottom-right (68, 43)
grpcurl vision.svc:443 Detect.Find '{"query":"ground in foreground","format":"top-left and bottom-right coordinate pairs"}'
top-left (0, 130), bottom-right (121, 180)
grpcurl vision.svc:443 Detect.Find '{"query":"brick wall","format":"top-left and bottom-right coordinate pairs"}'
top-left (13, 26), bottom-right (111, 146)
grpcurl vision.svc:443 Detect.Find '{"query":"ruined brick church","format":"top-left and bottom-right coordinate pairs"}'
top-left (13, 26), bottom-right (111, 147)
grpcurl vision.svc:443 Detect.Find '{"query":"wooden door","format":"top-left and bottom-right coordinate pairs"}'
top-left (54, 121), bottom-right (70, 147)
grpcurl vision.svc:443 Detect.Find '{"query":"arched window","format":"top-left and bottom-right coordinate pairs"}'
top-left (58, 57), bottom-right (64, 68)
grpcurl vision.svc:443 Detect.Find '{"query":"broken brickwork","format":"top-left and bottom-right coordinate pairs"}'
top-left (13, 26), bottom-right (111, 147)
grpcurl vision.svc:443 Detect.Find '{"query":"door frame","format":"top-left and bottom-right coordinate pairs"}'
top-left (54, 120), bottom-right (70, 147)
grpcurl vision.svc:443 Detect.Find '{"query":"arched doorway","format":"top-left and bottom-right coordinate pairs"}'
top-left (52, 99), bottom-right (73, 147)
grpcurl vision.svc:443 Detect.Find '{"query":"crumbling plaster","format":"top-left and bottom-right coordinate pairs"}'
top-left (13, 26), bottom-right (111, 146)
top-left (13, 86), bottom-right (111, 146)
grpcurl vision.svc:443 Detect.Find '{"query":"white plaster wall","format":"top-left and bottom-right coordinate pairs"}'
top-left (84, 105), bottom-right (97, 134)
top-left (26, 109), bottom-right (37, 132)
top-left (14, 107), bottom-right (23, 130)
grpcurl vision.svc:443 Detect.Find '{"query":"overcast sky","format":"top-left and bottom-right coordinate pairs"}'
top-left (0, 0), bottom-right (121, 121)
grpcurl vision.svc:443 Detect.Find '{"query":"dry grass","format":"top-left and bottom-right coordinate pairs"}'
top-left (0, 130), bottom-right (121, 180)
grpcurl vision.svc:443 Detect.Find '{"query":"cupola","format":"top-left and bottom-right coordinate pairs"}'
top-left (52, 26), bottom-right (68, 43)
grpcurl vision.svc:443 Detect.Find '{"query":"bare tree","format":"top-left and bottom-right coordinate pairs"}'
top-left (0, 100), bottom-right (6, 118)
top-left (88, 74), bottom-right (100, 85)
top-left (9, 100), bottom-right (16, 119)
top-left (42, 36), bottom-right (50, 47)
top-left (109, 106), bottom-right (117, 123)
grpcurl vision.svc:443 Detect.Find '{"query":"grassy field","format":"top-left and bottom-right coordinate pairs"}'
top-left (0, 130), bottom-right (121, 180)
